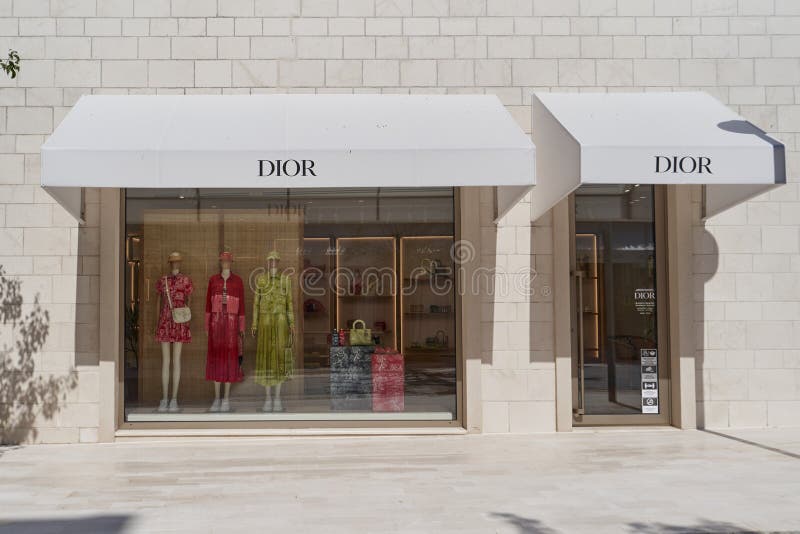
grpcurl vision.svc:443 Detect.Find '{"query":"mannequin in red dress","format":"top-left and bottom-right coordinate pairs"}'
top-left (155, 251), bottom-right (193, 413)
top-left (205, 251), bottom-right (245, 413)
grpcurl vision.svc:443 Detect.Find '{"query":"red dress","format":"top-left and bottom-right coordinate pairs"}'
top-left (155, 273), bottom-right (193, 343)
top-left (205, 273), bottom-right (245, 383)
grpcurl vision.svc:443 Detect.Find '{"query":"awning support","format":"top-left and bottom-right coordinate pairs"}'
top-left (44, 186), bottom-right (85, 224)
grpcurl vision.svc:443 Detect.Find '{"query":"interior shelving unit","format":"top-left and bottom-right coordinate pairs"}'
top-left (399, 236), bottom-right (455, 361)
top-left (335, 237), bottom-right (397, 349)
top-left (301, 237), bottom-right (335, 369)
top-left (302, 235), bottom-right (457, 367)
top-left (576, 233), bottom-right (601, 363)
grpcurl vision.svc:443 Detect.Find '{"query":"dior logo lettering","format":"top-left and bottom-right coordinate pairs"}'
top-left (635, 289), bottom-right (655, 300)
top-left (258, 159), bottom-right (317, 177)
top-left (655, 156), bottom-right (712, 174)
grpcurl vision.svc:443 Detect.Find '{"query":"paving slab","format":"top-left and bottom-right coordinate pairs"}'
top-left (1, 428), bottom-right (800, 533)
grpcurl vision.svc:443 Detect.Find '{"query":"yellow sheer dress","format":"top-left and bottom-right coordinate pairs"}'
top-left (252, 273), bottom-right (295, 387)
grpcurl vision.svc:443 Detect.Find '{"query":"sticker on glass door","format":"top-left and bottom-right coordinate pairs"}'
top-left (641, 349), bottom-right (659, 414)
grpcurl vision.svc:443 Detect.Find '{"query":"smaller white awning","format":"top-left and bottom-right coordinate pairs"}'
top-left (531, 92), bottom-right (785, 220)
top-left (41, 94), bottom-right (535, 222)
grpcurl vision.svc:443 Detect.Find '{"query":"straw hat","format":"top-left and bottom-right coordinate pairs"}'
top-left (266, 250), bottom-right (281, 262)
top-left (167, 251), bottom-right (183, 263)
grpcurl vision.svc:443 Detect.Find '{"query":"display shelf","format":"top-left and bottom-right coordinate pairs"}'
top-left (335, 237), bottom-right (397, 350)
top-left (301, 238), bottom-right (335, 371)
top-left (576, 233), bottom-right (602, 364)
top-left (400, 236), bottom-right (456, 364)
top-left (338, 294), bottom-right (393, 299)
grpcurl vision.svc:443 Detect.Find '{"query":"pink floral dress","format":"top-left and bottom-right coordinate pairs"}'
top-left (155, 273), bottom-right (193, 343)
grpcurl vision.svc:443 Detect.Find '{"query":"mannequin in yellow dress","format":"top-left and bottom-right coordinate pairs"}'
top-left (251, 251), bottom-right (295, 412)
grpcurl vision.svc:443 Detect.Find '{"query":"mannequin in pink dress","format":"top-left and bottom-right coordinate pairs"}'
top-left (155, 251), bottom-right (193, 412)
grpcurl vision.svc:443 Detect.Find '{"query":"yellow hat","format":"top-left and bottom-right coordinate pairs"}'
top-left (267, 250), bottom-right (281, 262)
top-left (167, 251), bottom-right (183, 263)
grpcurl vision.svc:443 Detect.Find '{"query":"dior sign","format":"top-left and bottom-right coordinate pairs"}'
top-left (655, 156), bottom-right (712, 174)
top-left (258, 159), bottom-right (317, 177)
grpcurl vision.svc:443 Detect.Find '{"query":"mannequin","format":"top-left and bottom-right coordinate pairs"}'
top-left (251, 250), bottom-right (295, 412)
top-left (155, 251), bottom-right (193, 412)
top-left (205, 250), bottom-right (245, 412)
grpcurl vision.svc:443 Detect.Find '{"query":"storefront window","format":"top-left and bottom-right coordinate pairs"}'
top-left (123, 188), bottom-right (457, 423)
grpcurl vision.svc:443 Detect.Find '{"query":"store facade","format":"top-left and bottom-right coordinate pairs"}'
top-left (1, 0), bottom-right (799, 443)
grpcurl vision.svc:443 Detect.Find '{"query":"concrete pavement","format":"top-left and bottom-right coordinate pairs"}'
top-left (1, 428), bottom-right (800, 533)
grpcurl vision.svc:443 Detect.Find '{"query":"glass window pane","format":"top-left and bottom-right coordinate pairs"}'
top-left (574, 184), bottom-right (658, 416)
top-left (123, 188), bottom-right (457, 423)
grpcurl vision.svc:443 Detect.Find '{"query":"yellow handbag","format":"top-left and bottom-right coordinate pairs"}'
top-left (349, 319), bottom-right (373, 346)
top-left (284, 333), bottom-right (295, 373)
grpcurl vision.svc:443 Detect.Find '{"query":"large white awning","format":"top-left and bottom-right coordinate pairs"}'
top-left (531, 92), bottom-right (785, 221)
top-left (41, 94), bottom-right (535, 222)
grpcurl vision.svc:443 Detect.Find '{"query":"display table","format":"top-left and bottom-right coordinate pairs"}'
top-left (372, 350), bottom-right (404, 412)
top-left (329, 346), bottom-right (374, 411)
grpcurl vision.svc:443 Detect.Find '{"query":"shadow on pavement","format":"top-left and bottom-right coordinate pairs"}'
top-left (0, 515), bottom-right (132, 534)
top-left (627, 519), bottom-right (760, 533)
top-left (489, 512), bottom-right (559, 533)
top-left (491, 513), bottom-right (762, 534)
top-left (702, 429), bottom-right (800, 461)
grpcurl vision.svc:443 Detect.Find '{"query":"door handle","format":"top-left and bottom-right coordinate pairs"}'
top-left (574, 270), bottom-right (585, 416)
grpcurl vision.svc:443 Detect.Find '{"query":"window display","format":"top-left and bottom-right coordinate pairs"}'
top-left (155, 251), bottom-right (193, 412)
top-left (123, 188), bottom-right (457, 423)
top-left (205, 250), bottom-right (245, 412)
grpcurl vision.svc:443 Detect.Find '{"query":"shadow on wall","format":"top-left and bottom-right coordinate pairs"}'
top-left (0, 515), bottom-right (131, 534)
top-left (490, 512), bottom-right (760, 534)
top-left (695, 226), bottom-right (720, 429)
top-left (0, 267), bottom-right (77, 445)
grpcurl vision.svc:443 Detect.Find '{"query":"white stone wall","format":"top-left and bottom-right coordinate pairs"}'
top-left (0, 0), bottom-right (799, 441)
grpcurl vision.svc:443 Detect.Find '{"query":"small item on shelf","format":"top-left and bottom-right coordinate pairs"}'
top-left (331, 329), bottom-right (340, 347)
top-left (349, 319), bottom-right (373, 346)
top-left (363, 277), bottom-right (380, 296)
top-left (302, 258), bottom-right (327, 276)
top-left (429, 304), bottom-right (451, 314)
top-left (339, 328), bottom-right (348, 346)
top-left (409, 304), bottom-right (425, 313)
top-left (421, 258), bottom-right (441, 275)
top-left (430, 305), bottom-right (440, 313)
top-left (424, 330), bottom-right (449, 349)
top-left (304, 298), bottom-right (326, 313)
top-left (374, 320), bottom-right (386, 332)
top-left (436, 329), bottom-right (448, 347)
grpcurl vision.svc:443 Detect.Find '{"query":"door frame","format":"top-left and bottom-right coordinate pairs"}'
top-left (569, 185), bottom-right (671, 426)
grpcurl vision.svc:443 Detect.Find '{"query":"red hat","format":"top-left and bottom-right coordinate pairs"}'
top-left (219, 251), bottom-right (234, 262)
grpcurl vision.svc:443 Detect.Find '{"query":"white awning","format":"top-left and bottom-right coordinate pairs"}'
top-left (531, 92), bottom-right (785, 221)
top-left (41, 94), bottom-right (535, 222)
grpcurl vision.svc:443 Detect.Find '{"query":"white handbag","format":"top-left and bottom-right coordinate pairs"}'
top-left (165, 277), bottom-right (191, 324)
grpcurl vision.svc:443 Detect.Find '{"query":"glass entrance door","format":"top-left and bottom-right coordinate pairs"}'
top-left (571, 184), bottom-right (669, 425)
